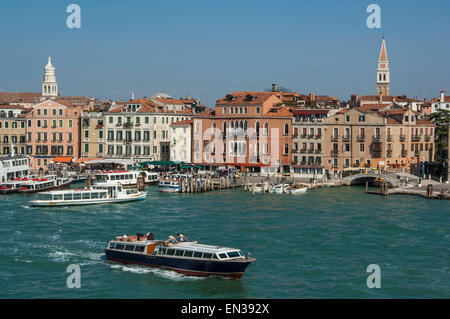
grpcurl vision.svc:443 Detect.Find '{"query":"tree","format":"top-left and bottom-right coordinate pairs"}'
top-left (428, 110), bottom-right (450, 164)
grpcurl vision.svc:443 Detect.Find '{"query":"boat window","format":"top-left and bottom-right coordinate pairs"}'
top-left (175, 250), bottom-right (184, 256)
top-left (135, 246), bottom-right (145, 253)
top-left (111, 175), bottom-right (116, 181)
top-left (203, 253), bottom-right (212, 259)
top-left (91, 192), bottom-right (99, 199)
top-left (166, 249), bottom-right (175, 256)
top-left (63, 193), bottom-right (73, 200)
top-left (73, 193), bottom-right (82, 200)
top-left (125, 245), bottom-right (135, 251)
top-left (212, 254), bottom-right (218, 259)
top-left (109, 243), bottom-right (116, 249)
top-left (160, 247), bottom-right (167, 255)
top-left (227, 251), bottom-right (240, 258)
top-left (219, 253), bottom-right (227, 259)
top-left (184, 251), bottom-right (193, 258)
top-left (82, 193), bottom-right (90, 199)
top-left (193, 252), bottom-right (203, 258)
top-left (54, 194), bottom-right (63, 201)
top-left (116, 244), bottom-right (125, 250)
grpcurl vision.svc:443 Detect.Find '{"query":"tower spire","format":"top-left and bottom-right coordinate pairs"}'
top-left (376, 37), bottom-right (390, 96)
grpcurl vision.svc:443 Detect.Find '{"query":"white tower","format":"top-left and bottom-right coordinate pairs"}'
top-left (376, 37), bottom-right (390, 96)
top-left (41, 56), bottom-right (58, 100)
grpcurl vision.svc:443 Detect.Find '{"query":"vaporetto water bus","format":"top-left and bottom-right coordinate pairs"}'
top-left (17, 176), bottom-right (73, 194)
top-left (93, 170), bottom-right (159, 187)
top-left (0, 176), bottom-right (37, 194)
top-left (30, 184), bottom-right (147, 207)
top-left (105, 234), bottom-right (255, 279)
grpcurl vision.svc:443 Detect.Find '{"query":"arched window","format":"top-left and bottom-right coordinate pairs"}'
top-left (284, 143), bottom-right (289, 155)
top-left (212, 122), bottom-right (216, 135)
top-left (244, 121), bottom-right (248, 133)
top-left (264, 122), bottom-right (269, 135)
top-left (223, 121), bottom-right (227, 137)
top-left (383, 74), bottom-right (386, 81)
top-left (284, 123), bottom-right (289, 136)
top-left (256, 121), bottom-right (260, 136)
top-left (264, 142), bottom-right (269, 155)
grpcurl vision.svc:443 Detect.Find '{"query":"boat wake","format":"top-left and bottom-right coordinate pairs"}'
top-left (109, 264), bottom-right (205, 281)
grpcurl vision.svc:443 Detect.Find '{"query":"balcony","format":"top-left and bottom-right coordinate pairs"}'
top-left (342, 136), bottom-right (350, 142)
top-left (331, 150), bottom-right (339, 157)
top-left (401, 150), bottom-right (407, 157)
top-left (386, 134), bottom-right (393, 141)
top-left (315, 149), bottom-right (322, 154)
top-left (95, 124), bottom-right (104, 130)
top-left (124, 122), bottom-right (134, 129)
top-left (315, 134), bottom-right (322, 139)
top-left (357, 135), bottom-right (366, 142)
top-left (124, 139), bottom-right (133, 144)
top-left (308, 149), bottom-right (314, 154)
top-left (81, 152), bottom-right (89, 157)
top-left (96, 152), bottom-right (104, 158)
top-left (387, 150), bottom-right (393, 157)
top-left (299, 149), bottom-right (307, 154)
top-left (331, 135), bottom-right (339, 142)
top-left (411, 135), bottom-right (421, 141)
top-left (414, 150), bottom-right (420, 157)
top-left (372, 136), bottom-right (381, 143)
top-left (307, 134), bottom-right (314, 139)
top-left (399, 135), bottom-right (406, 141)
top-left (424, 135), bottom-right (431, 141)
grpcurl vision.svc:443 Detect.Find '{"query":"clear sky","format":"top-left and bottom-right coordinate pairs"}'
top-left (1, 0), bottom-right (449, 106)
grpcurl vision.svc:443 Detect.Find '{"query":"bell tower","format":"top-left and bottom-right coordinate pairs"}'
top-left (41, 56), bottom-right (58, 100)
top-left (376, 37), bottom-right (390, 96)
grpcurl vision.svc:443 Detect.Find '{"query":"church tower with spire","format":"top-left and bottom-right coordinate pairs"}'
top-left (376, 37), bottom-right (390, 96)
top-left (41, 56), bottom-right (58, 100)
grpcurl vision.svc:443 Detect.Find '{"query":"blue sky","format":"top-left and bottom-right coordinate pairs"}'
top-left (0, 0), bottom-right (449, 106)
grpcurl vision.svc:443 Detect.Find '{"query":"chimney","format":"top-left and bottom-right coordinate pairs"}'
top-left (271, 84), bottom-right (279, 92)
top-left (441, 90), bottom-right (445, 103)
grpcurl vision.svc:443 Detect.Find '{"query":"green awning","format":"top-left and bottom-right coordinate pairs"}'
top-left (141, 161), bottom-right (185, 166)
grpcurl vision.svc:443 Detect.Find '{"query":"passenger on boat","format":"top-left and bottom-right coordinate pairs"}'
top-left (178, 234), bottom-right (185, 242)
top-left (167, 235), bottom-right (178, 245)
top-left (146, 232), bottom-right (155, 240)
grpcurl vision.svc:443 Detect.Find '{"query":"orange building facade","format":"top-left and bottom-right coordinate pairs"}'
top-left (26, 99), bottom-right (82, 169)
top-left (193, 92), bottom-right (293, 173)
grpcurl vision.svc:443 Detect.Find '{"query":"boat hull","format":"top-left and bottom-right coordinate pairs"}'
top-left (288, 188), bottom-right (308, 194)
top-left (30, 193), bottom-right (147, 207)
top-left (105, 249), bottom-right (254, 279)
top-left (158, 186), bottom-right (180, 193)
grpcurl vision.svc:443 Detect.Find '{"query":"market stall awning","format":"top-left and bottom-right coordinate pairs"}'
top-left (54, 156), bottom-right (73, 163)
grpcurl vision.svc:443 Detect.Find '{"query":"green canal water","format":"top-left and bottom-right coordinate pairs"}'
top-left (0, 185), bottom-right (448, 298)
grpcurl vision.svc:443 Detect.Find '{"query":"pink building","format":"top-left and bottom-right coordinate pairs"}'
top-left (26, 99), bottom-right (82, 169)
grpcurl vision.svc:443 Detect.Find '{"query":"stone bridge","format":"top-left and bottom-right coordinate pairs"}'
top-left (340, 172), bottom-right (402, 187)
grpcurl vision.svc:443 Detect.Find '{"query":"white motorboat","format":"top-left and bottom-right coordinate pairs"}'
top-left (270, 184), bottom-right (290, 194)
top-left (30, 184), bottom-right (147, 207)
top-left (93, 170), bottom-right (159, 187)
top-left (286, 184), bottom-right (308, 194)
top-left (158, 179), bottom-right (181, 193)
top-left (17, 175), bottom-right (72, 193)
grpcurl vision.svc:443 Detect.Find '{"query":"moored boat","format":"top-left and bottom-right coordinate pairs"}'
top-left (270, 184), bottom-right (290, 194)
top-left (1, 176), bottom-right (37, 194)
top-left (105, 234), bottom-right (255, 279)
top-left (93, 170), bottom-right (159, 187)
top-left (158, 179), bottom-right (181, 193)
top-left (17, 176), bottom-right (72, 194)
top-left (286, 184), bottom-right (308, 194)
top-left (30, 183), bottom-right (147, 207)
